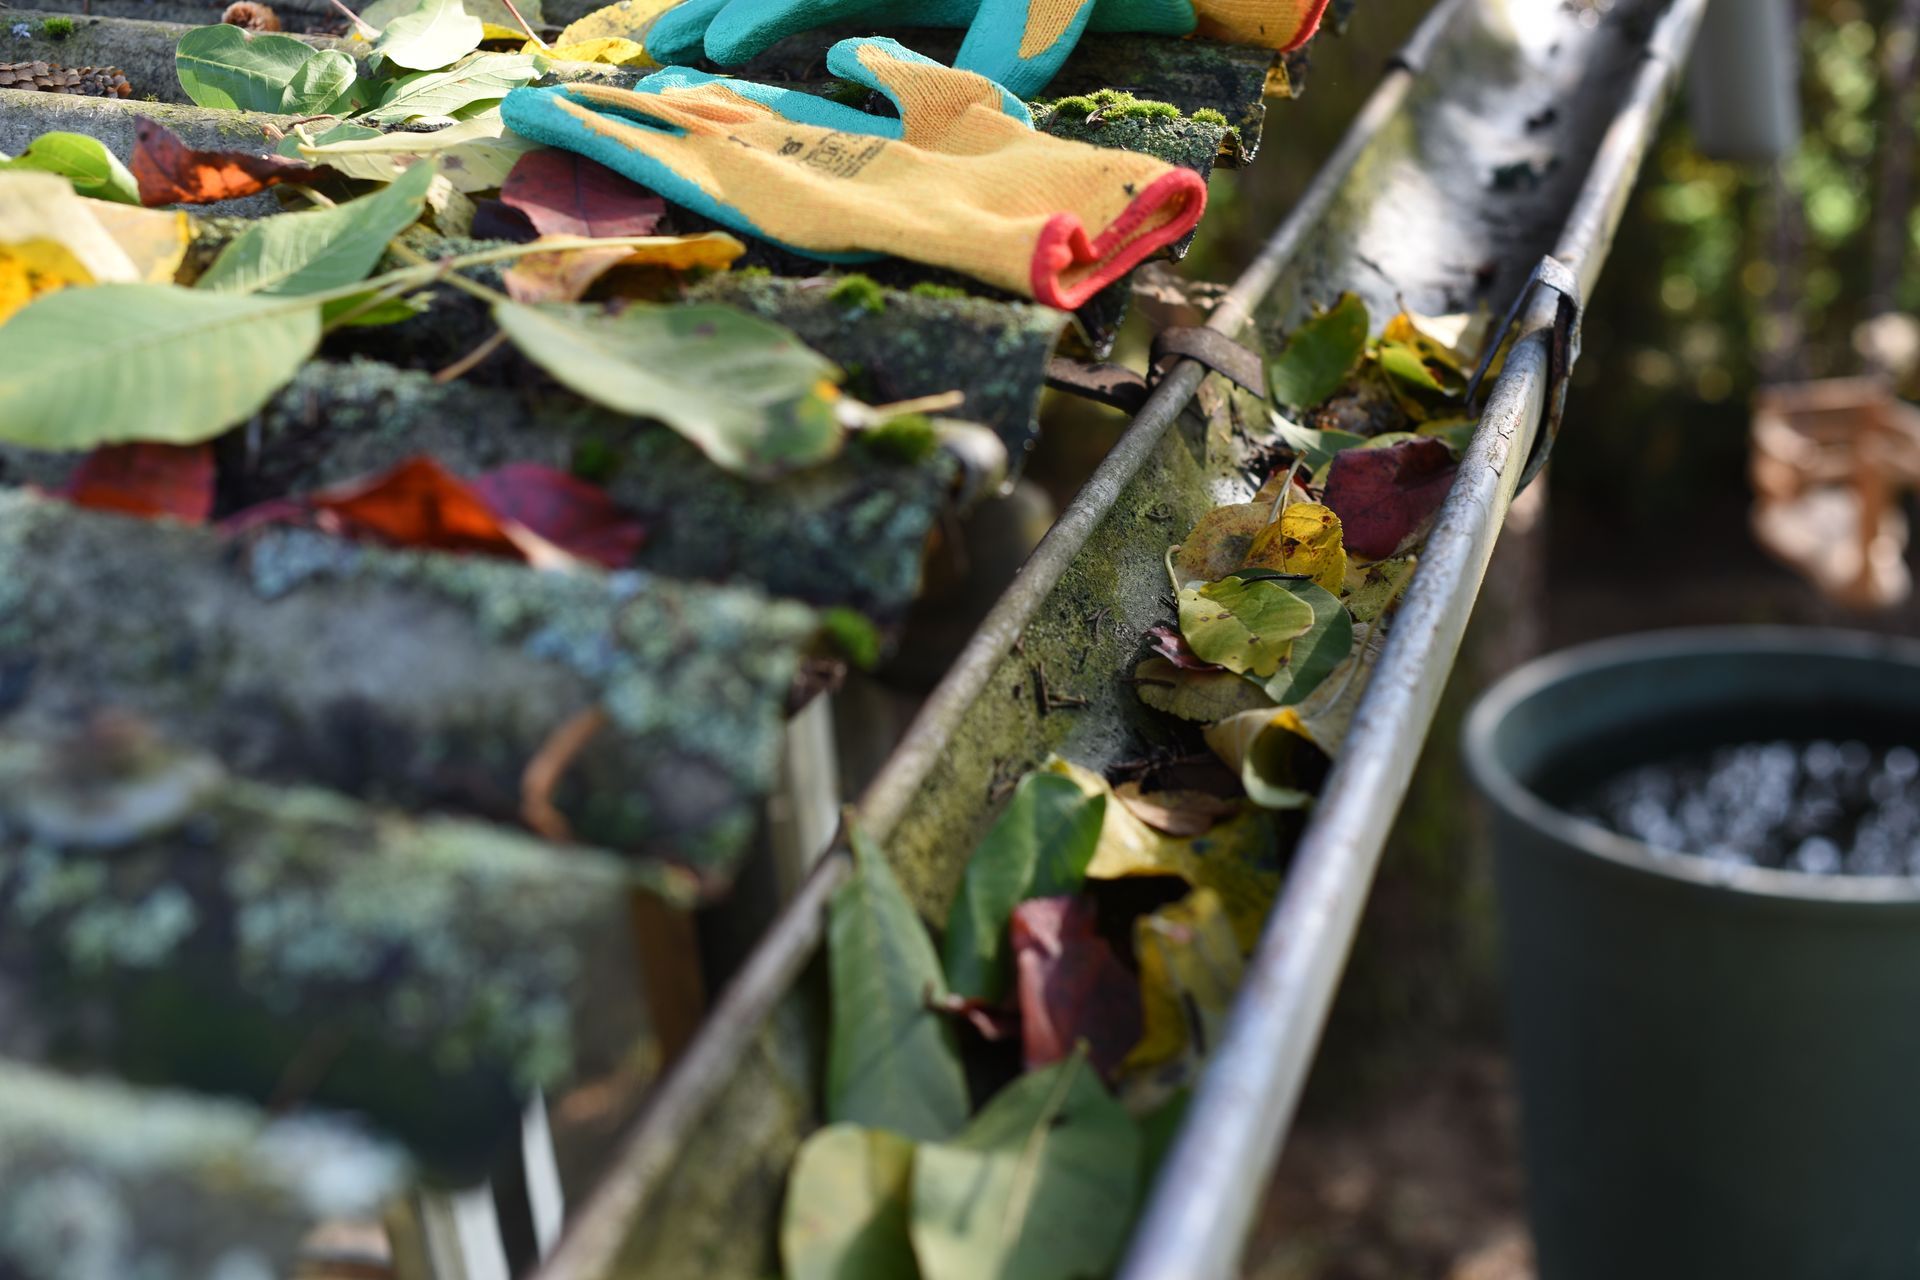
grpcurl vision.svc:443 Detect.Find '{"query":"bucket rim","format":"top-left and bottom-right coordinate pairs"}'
top-left (1464, 625), bottom-right (1920, 905)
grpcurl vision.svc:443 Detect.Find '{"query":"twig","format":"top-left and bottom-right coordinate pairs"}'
top-left (499, 0), bottom-right (548, 51)
top-left (434, 329), bottom-right (508, 382)
top-left (521, 706), bottom-right (609, 842)
top-left (329, 0), bottom-right (377, 38)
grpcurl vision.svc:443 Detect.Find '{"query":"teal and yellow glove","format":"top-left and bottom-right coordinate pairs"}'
top-left (498, 38), bottom-right (1205, 309)
top-left (646, 0), bottom-right (1326, 98)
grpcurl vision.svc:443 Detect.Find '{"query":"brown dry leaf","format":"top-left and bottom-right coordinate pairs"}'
top-left (1171, 501), bottom-right (1268, 583)
top-left (1113, 780), bottom-right (1241, 837)
top-left (1242, 500), bottom-right (1347, 593)
top-left (130, 117), bottom-right (332, 206)
top-left (501, 231), bottom-right (745, 304)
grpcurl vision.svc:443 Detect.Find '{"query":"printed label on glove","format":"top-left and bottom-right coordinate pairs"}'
top-left (764, 131), bottom-right (888, 180)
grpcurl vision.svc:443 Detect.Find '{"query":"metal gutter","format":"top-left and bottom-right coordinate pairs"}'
top-left (1117, 2), bottom-right (1712, 1275)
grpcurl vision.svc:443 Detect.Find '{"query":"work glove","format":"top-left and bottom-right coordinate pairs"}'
top-left (499, 37), bottom-right (1207, 309)
top-left (645, 0), bottom-right (1327, 98)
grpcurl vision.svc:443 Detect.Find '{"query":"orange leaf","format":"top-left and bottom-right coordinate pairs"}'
top-left (131, 118), bottom-right (333, 206)
top-left (62, 442), bottom-right (214, 523)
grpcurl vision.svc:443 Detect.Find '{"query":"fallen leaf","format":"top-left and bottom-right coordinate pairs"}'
top-left (295, 114), bottom-right (539, 192)
top-left (494, 300), bottom-right (845, 477)
top-left (1, 171), bottom-right (141, 289)
top-left (1171, 500), bottom-right (1268, 583)
top-left (1257, 578), bottom-right (1352, 707)
top-left (1270, 413), bottom-right (1365, 473)
top-left (1269, 291), bottom-right (1368, 412)
top-left (1144, 623), bottom-right (1221, 672)
top-left (1, 132), bottom-right (140, 205)
top-left (174, 24), bottom-right (325, 112)
top-left (500, 148), bottom-right (668, 239)
top-left (1125, 888), bottom-right (1242, 1073)
top-left (943, 770), bottom-right (1105, 1002)
top-left (1133, 656), bottom-right (1273, 723)
top-left (1202, 710), bottom-right (1316, 811)
top-left (500, 231), bottom-right (743, 304)
top-left (470, 462), bottom-right (647, 566)
top-left (60, 443), bottom-right (214, 522)
top-left (911, 1052), bottom-right (1138, 1280)
top-left (531, 35), bottom-right (650, 63)
top-left (928, 992), bottom-right (1020, 1041)
top-left (1047, 759), bottom-right (1282, 949)
top-left (781, 1125), bottom-right (917, 1280)
top-left (360, 52), bottom-right (538, 124)
top-left (1242, 500), bottom-right (1347, 593)
top-left (87, 204), bottom-right (192, 284)
top-left (1275, 622), bottom-right (1386, 756)
top-left (1113, 781), bottom-right (1241, 837)
top-left (0, 285), bottom-right (321, 449)
top-left (1341, 555), bottom-right (1416, 622)
top-left (373, 0), bottom-right (485, 71)
top-left (1011, 896), bottom-right (1143, 1079)
top-left (196, 160), bottom-right (436, 296)
top-left (361, 0), bottom-right (543, 30)
top-left (133, 118), bottom-right (334, 207)
top-left (558, 0), bottom-right (676, 51)
top-left (1322, 436), bottom-right (1458, 560)
top-left (1374, 339), bottom-right (1462, 420)
top-left (828, 824), bottom-right (969, 1142)
top-left (302, 455), bottom-right (644, 566)
top-left (1177, 571), bottom-right (1315, 678)
top-left (1380, 308), bottom-right (1488, 375)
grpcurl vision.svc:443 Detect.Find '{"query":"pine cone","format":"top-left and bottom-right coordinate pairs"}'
top-left (221, 1), bottom-right (283, 31)
top-left (0, 60), bottom-right (132, 96)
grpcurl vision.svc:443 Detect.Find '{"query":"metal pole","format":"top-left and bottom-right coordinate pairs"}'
top-left (1117, 3), bottom-right (1711, 1276)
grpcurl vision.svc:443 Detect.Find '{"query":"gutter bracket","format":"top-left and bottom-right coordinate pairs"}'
top-left (1046, 325), bottom-right (1268, 415)
top-left (1465, 253), bottom-right (1584, 491)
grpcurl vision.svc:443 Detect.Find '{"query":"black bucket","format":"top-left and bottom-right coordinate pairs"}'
top-left (1464, 628), bottom-right (1920, 1280)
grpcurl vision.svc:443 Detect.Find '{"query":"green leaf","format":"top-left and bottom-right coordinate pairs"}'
top-left (1261, 579), bottom-right (1353, 706)
top-left (280, 48), bottom-right (359, 113)
top-left (1268, 291), bottom-right (1367, 412)
top-left (197, 161), bottom-right (435, 296)
top-left (781, 1125), bottom-right (918, 1280)
top-left (278, 122), bottom-right (383, 159)
top-left (1375, 340), bottom-right (1463, 420)
top-left (175, 25), bottom-right (325, 111)
top-left (495, 299), bottom-right (846, 477)
top-left (1340, 556), bottom-right (1416, 623)
top-left (0, 132), bottom-right (138, 205)
top-left (358, 53), bottom-right (537, 123)
top-left (0, 285), bottom-right (320, 449)
top-left (321, 290), bottom-right (432, 326)
top-left (1269, 413), bottom-right (1365, 474)
top-left (910, 1053), bottom-right (1139, 1280)
top-left (1177, 573), bottom-right (1316, 678)
top-left (294, 112), bottom-right (536, 190)
top-left (1133, 656), bottom-right (1275, 724)
top-left (827, 825), bottom-right (969, 1143)
top-left (373, 0), bottom-right (484, 71)
top-left (362, 0), bottom-right (543, 30)
top-left (943, 772), bottom-right (1105, 1001)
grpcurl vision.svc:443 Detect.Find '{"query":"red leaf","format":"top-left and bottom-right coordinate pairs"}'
top-left (131, 117), bottom-right (334, 207)
top-left (499, 149), bottom-right (667, 239)
top-left (1146, 624), bottom-right (1222, 672)
top-left (62, 443), bottom-right (215, 523)
top-left (310, 457), bottom-right (517, 556)
top-left (470, 463), bottom-right (647, 568)
top-left (1321, 437), bottom-right (1458, 560)
top-left (928, 992), bottom-right (1020, 1042)
top-left (1011, 896), bottom-right (1144, 1080)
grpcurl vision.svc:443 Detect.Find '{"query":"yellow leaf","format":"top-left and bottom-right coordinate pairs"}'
top-left (556, 0), bottom-right (679, 57)
top-left (1241, 501), bottom-right (1347, 593)
top-left (1380, 307), bottom-right (1489, 375)
top-left (1132, 656), bottom-right (1273, 724)
top-left (481, 20), bottom-right (524, 38)
top-left (86, 203), bottom-right (190, 284)
top-left (501, 231), bottom-right (744, 304)
top-left (1171, 500), bottom-right (1267, 584)
top-left (1202, 709), bottom-right (1315, 812)
top-left (0, 243), bottom-right (93, 324)
top-left (531, 35), bottom-right (650, 63)
top-left (0, 172), bottom-right (139, 283)
top-left (1125, 889), bottom-right (1243, 1072)
top-left (1045, 758), bottom-right (1280, 949)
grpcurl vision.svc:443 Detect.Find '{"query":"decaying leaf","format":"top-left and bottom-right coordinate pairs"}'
top-left (294, 114), bottom-right (539, 192)
top-left (1047, 759), bottom-right (1282, 949)
top-left (1125, 888), bottom-right (1242, 1074)
top-left (500, 232), bottom-right (743, 304)
top-left (494, 299), bottom-right (846, 477)
top-left (1171, 500), bottom-right (1267, 583)
top-left (1113, 781), bottom-right (1241, 837)
top-left (500, 148), bottom-right (667, 239)
top-left (533, 36), bottom-right (651, 64)
top-left (1341, 555), bottom-right (1416, 622)
top-left (910, 1052), bottom-right (1138, 1280)
top-left (1132, 656), bottom-right (1273, 723)
top-left (558, 0), bottom-right (677, 52)
top-left (1011, 896), bottom-right (1143, 1079)
top-left (828, 824), bottom-right (969, 1143)
top-left (1268, 291), bottom-right (1368, 412)
top-left (133, 118), bottom-right (334, 207)
top-left (1177, 572), bottom-right (1315, 678)
top-left (944, 771), bottom-right (1105, 1002)
top-left (60, 443), bottom-right (214, 522)
top-left (1241, 500), bottom-right (1347, 593)
top-left (1143, 623), bottom-right (1220, 672)
top-left (290, 455), bottom-right (644, 567)
top-left (780, 1125), bottom-right (917, 1280)
top-left (1321, 436), bottom-right (1458, 560)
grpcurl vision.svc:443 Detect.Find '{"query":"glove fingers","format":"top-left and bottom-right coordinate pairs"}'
top-left (954, 0), bottom-right (1097, 97)
top-left (825, 36), bottom-right (1028, 142)
top-left (644, 0), bottom-right (732, 64)
top-left (704, 0), bottom-right (879, 64)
